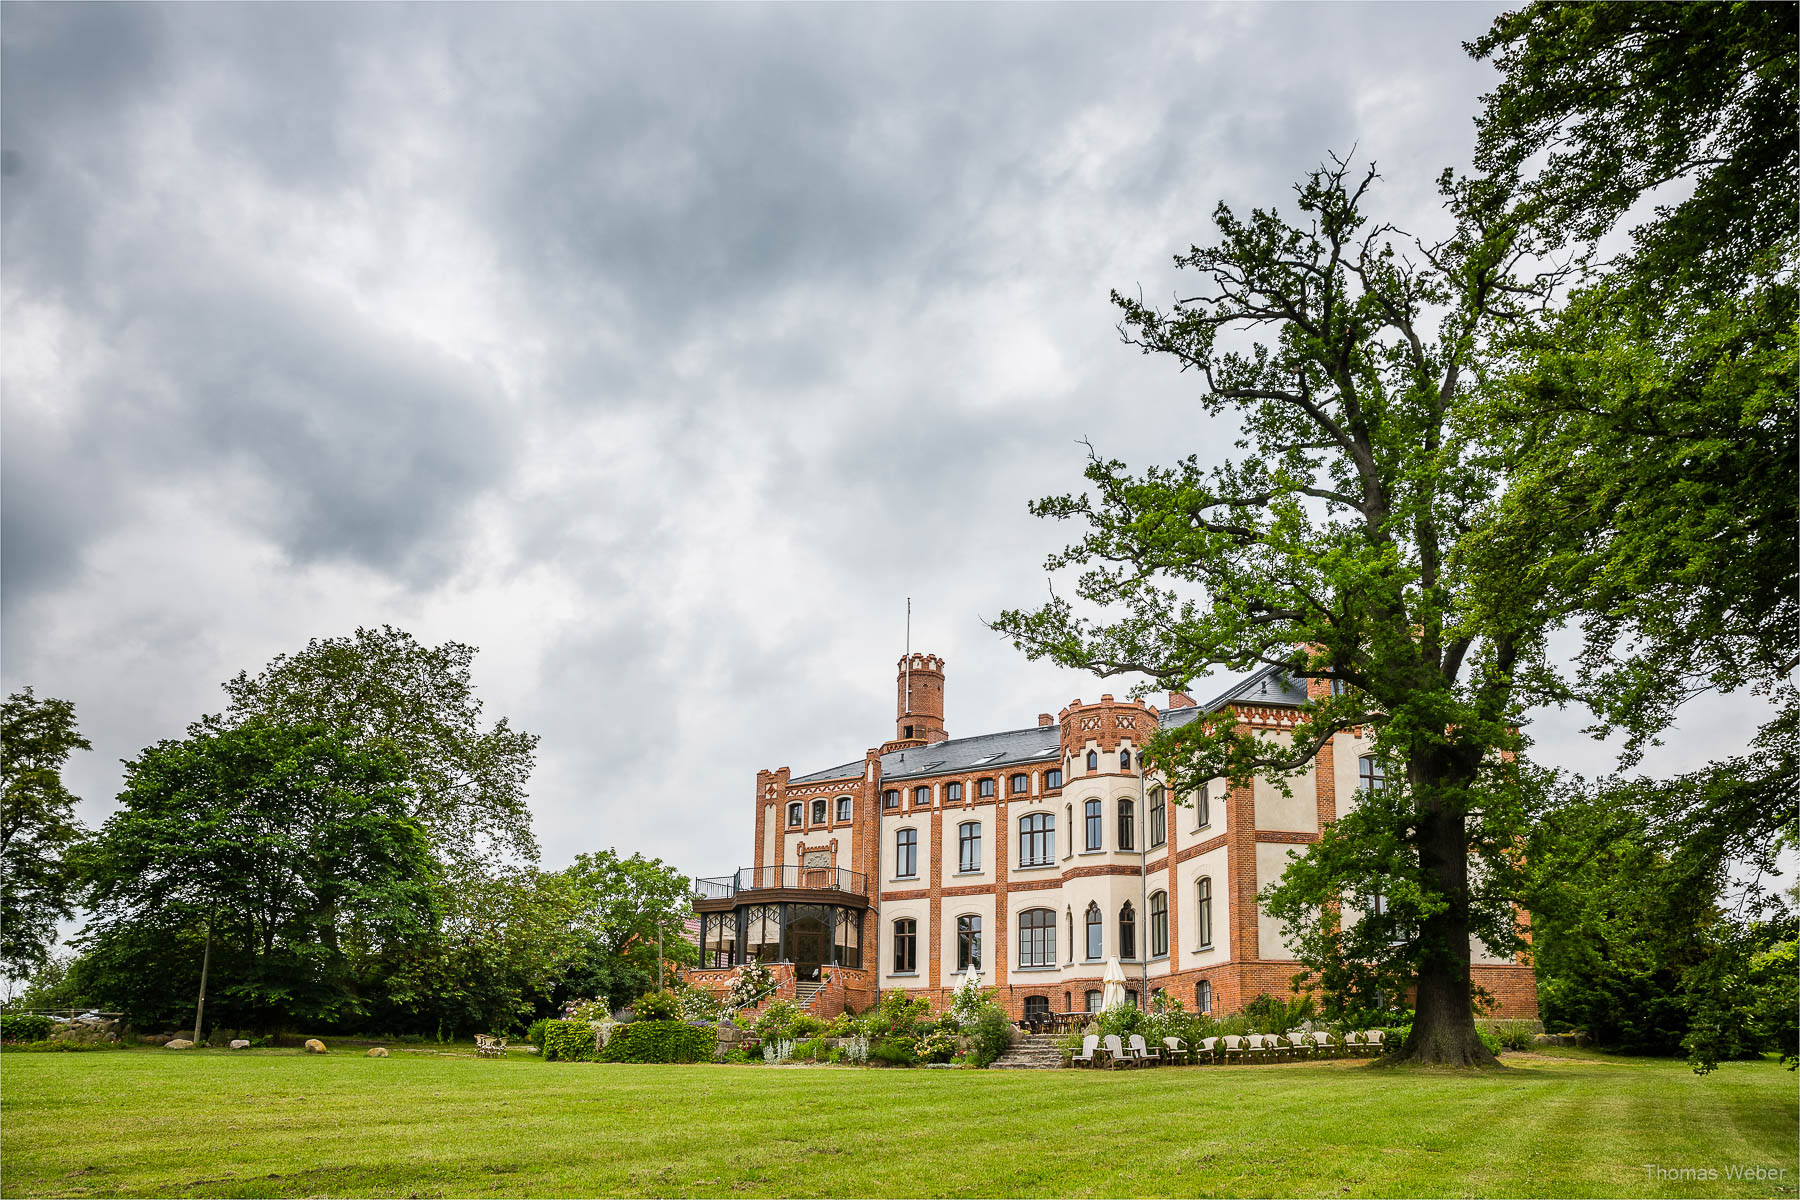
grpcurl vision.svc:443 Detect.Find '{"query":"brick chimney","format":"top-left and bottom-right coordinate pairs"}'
top-left (1038, 713), bottom-right (1054, 727)
top-left (1169, 689), bottom-right (1196, 709)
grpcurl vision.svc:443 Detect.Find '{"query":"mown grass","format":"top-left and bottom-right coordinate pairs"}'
top-left (1, 1046), bottom-right (1793, 1198)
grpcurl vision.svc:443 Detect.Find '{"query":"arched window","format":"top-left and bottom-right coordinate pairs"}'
top-left (1149, 786), bottom-right (1166, 847)
top-left (1085, 989), bottom-right (1103, 1013)
top-left (1023, 995), bottom-right (1050, 1019)
top-left (1359, 755), bottom-right (1387, 793)
top-left (1086, 750), bottom-right (1098, 771)
top-left (787, 802), bottom-right (803, 827)
top-left (914, 785), bottom-right (931, 809)
top-left (1010, 773), bottom-right (1029, 794)
top-left (1196, 876), bottom-right (1214, 948)
top-left (956, 914), bottom-right (981, 972)
top-left (958, 821), bottom-right (981, 873)
top-left (1120, 748), bottom-right (1132, 769)
top-left (1065, 908), bottom-right (1074, 961)
top-left (977, 778), bottom-right (996, 798)
top-left (1197, 781), bottom-right (1212, 828)
top-left (1196, 979), bottom-right (1213, 1014)
top-left (894, 828), bottom-right (917, 878)
top-left (1045, 768), bottom-right (1063, 789)
top-left (1085, 901), bottom-right (1103, 960)
top-left (1118, 798), bottom-right (1135, 851)
top-left (892, 918), bottom-right (917, 973)
top-left (1018, 909), bottom-right (1056, 967)
top-left (1019, 812), bottom-right (1055, 866)
top-left (811, 798), bottom-right (827, 824)
top-left (883, 789), bottom-right (900, 810)
top-left (1149, 890), bottom-right (1168, 957)
top-left (836, 796), bottom-right (852, 821)
top-left (1084, 798), bottom-right (1103, 850)
top-left (945, 782), bottom-right (963, 802)
top-left (1119, 901), bottom-right (1137, 960)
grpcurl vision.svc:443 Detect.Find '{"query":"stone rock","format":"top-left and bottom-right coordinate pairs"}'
top-left (304, 1038), bottom-right (327, 1054)
top-left (230, 1039), bottom-right (251, 1049)
top-left (366, 1047), bottom-right (389, 1057)
top-left (164, 1038), bottom-right (195, 1050)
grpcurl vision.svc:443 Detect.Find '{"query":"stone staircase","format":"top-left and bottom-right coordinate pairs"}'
top-left (794, 981), bottom-right (825, 1010)
top-left (990, 1033), bottom-right (1065, 1070)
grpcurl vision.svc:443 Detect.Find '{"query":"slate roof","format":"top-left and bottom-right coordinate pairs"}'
top-left (787, 662), bottom-right (1308, 784)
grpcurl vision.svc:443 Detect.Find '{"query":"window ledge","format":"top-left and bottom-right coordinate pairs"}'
top-left (888, 971), bottom-right (919, 978)
top-left (1014, 863), bottom-right (1057, 872)
top-left (893, 874), bottom-right (919, 882)
top-left (1149, 954), bottom-right (1169, 963)
top-left (953, 869), bottom-right (983, 877)
top-left (1014, 964), bottom-right (1059, 972)
top-left (1194, 942), bottom-right (1214, 953)
top-left (1078, 849), bottom-right (1106, 857)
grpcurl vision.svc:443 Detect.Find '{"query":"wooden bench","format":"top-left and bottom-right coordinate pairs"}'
top-left (475, 1034), bottom-right (507, 1057)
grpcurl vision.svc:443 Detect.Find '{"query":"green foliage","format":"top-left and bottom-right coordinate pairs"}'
top-left (788, 1013), bottom-right (825, 1039)
top-left (552, 849), bottom-right (695, 1011)
top-left (538, 1019), bottom-right (599, 1062)
top-left (859, 991), bottom-right (931, 1040)
top-left (671, 984), bottom-right (719, 1024)
top-left (221, 625), bottom-right (541, 868)
top-left (1, 1013), bottom-right (54, 1042)
top-left (961, 1007), bottom-right (1015, 1068)
top-left (916, 1028), bottom-right (958, 1064)
top-left (1241, 993), bottom-right (1316, 1035)
top-left (596, 1021), bottom-right (716, 1065)
top-left (1, 689), bottom-right (91, 979)
top-left (5, 1038), bottom-right (127, 1052)
top-left (632, 991), bottom-right (678, 1021)
top-left (1682, 914), bottom-right (1800, 1074)
top-left (524, 1018), bottom-right (550, 1053)
top-left (723, 961), bottom-right (775, 1011)
top-left (752, 1000), bottom-right (804, 1045)
top-left (1489, 1021), bottom-right (1537, 1053)
top-left (1095, 1006), bottom-right (1145, 1040)
top-left (867, 1037), bottom-right (918, 1067)
top-left (77, 718), bottom-right (434, 1030)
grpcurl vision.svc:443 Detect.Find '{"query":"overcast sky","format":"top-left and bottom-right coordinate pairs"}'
top-left (3, 2), bottom-right (1774, 887)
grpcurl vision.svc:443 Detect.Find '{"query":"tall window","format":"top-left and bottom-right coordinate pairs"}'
top-left (1197, 781), bottom-right (1212, 828)
top-left (1010, 773), bottom-right (1029, 794)
top-left (1118, 798), bottom-right (1135, 851)
top-left (914, 785), bottom-right (931, 808)
top-left (837, 796), bottom-right (852, 821)
top-left (1086, 750), bottom-right (1098, 771)
top-left (1084, 902), bottom-right (1103, 960)
top-left (883, 789), bottom-right (899, 810)
top-left (1023, 995), bottom-right (1049, 1019)
top-left (1045, 768), bottom-right (1063, 789)
top-left (811, 798), bottom-right (827, 824)
top-left (1196, 877), bottom-right (1214, 948)
top-left (788, 802), bottom-right (802, 827)
top-left (1359, 755), bottom-right (1387, 793)
top-left (1120, 748), bottom-right (1132, 769)
top-left (1149, 890), bottom-right (1168, 957)
top-left (895, 828), bottom-right (917, 878)
top-left (1085, 989), bottom-right (1103, 1013)
top-left (956, 914), bottom-right (982, 972)
top-left (1331, 678), bottom-right (1349, 696)
top-left (978, 778), bottom-right (996, 797)
top-left (1196, 979), bottom-right (1213, 1014)
top-left (1084, 798), bottom-right (1103, 850)
top-left (1018, 909), bottom-right (1056, 967)
top-left (1119, 902), bottom-right (1136, 960)
top-left (892, 919), bottom-right (916, 973)
top-left (1149, 786), bottom-right (1166, 847)
top-left (945, 782), bottom-right (963, 802)
top-left (958, 821), bottom-right (981, 872)
top-left (1019, 812), bottom-right (1055, 866)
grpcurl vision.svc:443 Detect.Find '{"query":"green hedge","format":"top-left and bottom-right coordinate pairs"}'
top-left (598, 1021), bottom-right (717, 1064)
top-left (1, 1014), bottom-right (54, 1042)
top-left (540, 1019), bottom-right (600, 1062)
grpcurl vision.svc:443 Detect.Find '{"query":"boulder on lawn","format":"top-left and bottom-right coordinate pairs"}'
top-left (164, 1038), bottom-right (195, 1050)
top-left (230, 1039), bottom-right (251, 1050)
top-left (366, 1047), bottom-right (389, 1057)
top-left (304, 1038), bottom-right (327, 1054)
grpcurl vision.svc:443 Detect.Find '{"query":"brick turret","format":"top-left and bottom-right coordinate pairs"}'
top-left (893, 653), bottom-right (947, 747)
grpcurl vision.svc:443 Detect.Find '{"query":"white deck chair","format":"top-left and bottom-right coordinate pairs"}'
top-left (1128, 1034), bottom-right (1161, 1065)
top-left (1102, 1034), bottom-right (1135, 1069)
top-left (1070, 1034), bottom-right (1100, 1067)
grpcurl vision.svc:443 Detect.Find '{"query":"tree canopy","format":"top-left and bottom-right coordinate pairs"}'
top-left (1, 688), bottom-right (91, 979)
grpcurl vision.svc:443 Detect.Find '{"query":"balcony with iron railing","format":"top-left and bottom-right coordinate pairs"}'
top-left (692, 865), bottom-right (868, 904)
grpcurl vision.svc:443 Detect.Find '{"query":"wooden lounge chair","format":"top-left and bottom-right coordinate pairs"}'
top-left (1197, 1036), bottom-right (1219, 1065)
top-left (1070, 1034), bottom-right (1100, 1068)
top-left (1221, 1034), bottom-right (1246, 1064)
top-left (475, 1034), bottom-right (507, 1058)
top-left (1102, 1034), bottom-right (1135, 1069)
top-left (1163, 1036), bottom-right (1191, 1065)
top-left (1128, 1034), bottom-right (1161, 1065)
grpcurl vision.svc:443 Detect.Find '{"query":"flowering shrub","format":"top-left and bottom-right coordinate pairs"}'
top-left (673, 984), bottom-right (720, 1023)
top-left (562, 997), bottom-right (610, 1023)
top-left (633, 990), bottom-right (679, 1021)
top-left (917, 1027), bottom-right (959, 1063)
top-left (725, 962), bottom-right (776, 1011)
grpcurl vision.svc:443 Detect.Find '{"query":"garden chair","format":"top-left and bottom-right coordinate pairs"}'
top-left (1102, 1034), bottom-right (1135, 1069)
top-left (1365, 1030), bottom-right (1385, 1052)
top-left (475, 1034), bottom-right (507, 1058)
top-left (1310, 1031), bottom-right (1337, 1058)
top-left (1343, 1030), bottom-right (1363, 1054)
top-left (1285, 1032), bottom-right (1312, 1059)
top-left (1163, 1036), bottom-right (1191, 1065)
top-left (1197, 1036), bottom-right (1219, 1065)
top-left (1245, 1033), bottom-right (1274, 1062)
top-left (1070, 1035), bottom-right (1100, 1068)
top-left (1128, 1034), bottom-right (1161, 1065)
top-left (1221, 1034), bottom-right (1246, 1064)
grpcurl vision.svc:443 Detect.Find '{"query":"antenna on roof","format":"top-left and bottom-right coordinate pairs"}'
top-left (904, 597), bottom-right (912, 713)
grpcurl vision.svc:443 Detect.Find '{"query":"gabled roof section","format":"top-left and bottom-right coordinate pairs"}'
top-left (789, 664), bottom-right (1310, 781)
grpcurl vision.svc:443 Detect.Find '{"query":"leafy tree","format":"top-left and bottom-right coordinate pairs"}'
top-left (994, 158), bottom-right (1571, 1065)
top-left (1, 688), bottom-right (91, 979)
top-left (555, 850), bottom-right (695, 1011)
top-left (79, 719), bottom-right (433, 1030)
top-left (222, 626), bottom-right (541, 868)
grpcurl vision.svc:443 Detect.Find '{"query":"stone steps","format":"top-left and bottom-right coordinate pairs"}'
top-left (990, 1034), bottom-right (1066, 1070)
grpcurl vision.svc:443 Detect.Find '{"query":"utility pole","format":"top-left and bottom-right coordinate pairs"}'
top-left (192, 911), bottom-right (213, 1045)
top-left (657, 923), bottom-right (665, 992)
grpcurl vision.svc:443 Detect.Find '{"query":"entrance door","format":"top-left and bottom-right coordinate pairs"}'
top-left (788, 905), bottom-right (830, 982)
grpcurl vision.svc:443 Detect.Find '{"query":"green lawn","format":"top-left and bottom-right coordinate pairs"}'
top-left (2, 1047), bottom-right (1793, 1198)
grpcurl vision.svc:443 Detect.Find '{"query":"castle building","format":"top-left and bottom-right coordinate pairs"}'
top-left (688, 654), bottom-right (1538, 1022)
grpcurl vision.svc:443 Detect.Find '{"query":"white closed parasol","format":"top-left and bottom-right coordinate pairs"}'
top-left (1101, 956), bottom-right (1129, 1010)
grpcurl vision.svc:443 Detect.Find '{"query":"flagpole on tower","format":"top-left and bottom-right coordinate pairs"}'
top-left (904, 597), bottom-right (912, 713)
